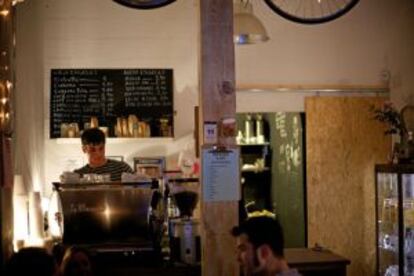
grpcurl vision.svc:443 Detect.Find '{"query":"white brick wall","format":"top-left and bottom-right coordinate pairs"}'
top-left (14, 0), bottom-right (414, 194)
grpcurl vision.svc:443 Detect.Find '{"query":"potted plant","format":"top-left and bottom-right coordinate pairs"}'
top-left (371, 102), bottom-right (413, 163)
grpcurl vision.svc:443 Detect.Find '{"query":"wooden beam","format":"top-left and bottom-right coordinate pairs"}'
top-left (236, 83), bottom-right (389, 92)
top-left (199, 0), bottom-right (238, 275)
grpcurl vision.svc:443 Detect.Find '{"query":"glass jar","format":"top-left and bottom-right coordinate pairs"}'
top-left (160, 118), bottom-right (171, 137)
top-left (256, 114), bottom-right (264, 144)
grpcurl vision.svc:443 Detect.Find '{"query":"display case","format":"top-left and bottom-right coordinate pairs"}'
top-left (376, 164), bottom-right (414, 276)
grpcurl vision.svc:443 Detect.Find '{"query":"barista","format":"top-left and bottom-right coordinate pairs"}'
top-left (74, 128), bottom-right (133, 181)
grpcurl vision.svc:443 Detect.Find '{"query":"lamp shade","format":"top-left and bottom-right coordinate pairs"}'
top-left (234, 1), bottom-right (269, 45)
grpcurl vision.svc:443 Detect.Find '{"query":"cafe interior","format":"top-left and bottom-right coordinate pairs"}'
top-left (0, 0), bottom-right (414, 275)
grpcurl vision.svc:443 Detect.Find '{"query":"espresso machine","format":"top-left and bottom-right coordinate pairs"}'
top-left (52, 180), bottom-right (164, 265)
top-left (167, 178), bottom-right (201, 265)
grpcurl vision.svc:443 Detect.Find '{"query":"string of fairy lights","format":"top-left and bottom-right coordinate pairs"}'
top-left (0, 0), bottom-right (22, 134)
top-left (0, 0), bottom-right (12, 134)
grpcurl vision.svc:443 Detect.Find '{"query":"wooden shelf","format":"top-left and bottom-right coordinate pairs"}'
top-left (238, 142), bottom-right (269, 146)
top-left (54, 137), bottom-right (174, 144)
top-left (242, 167), bottom-right (270, 173)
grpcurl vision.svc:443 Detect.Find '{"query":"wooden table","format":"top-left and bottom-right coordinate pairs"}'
top-left (286, 248), bottom-right (351, 276)
top-left (92, 247), bottom-right (349, 276)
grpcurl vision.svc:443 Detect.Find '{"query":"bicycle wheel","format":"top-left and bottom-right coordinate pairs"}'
top-left (113, 0), bottom-right (176, 10)
top-left (264, 0), bottom-right (359, 24)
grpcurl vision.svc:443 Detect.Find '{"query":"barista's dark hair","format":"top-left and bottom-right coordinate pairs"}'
top-left (231, 216), bottom-right (284, 257)
top-left (81, 128), bottom-right (105, 145)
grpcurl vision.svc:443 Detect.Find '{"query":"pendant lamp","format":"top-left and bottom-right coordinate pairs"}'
top-left (234, 0), bottom-right (269, 45)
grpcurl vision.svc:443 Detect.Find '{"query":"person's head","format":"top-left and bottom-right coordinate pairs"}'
top-left (60, 246), bottom-right (93, 276)
top-left (81, 128), bottom-right (106, 166)
top-left (52, 243), bottom-right (66, 267)
top-left (231, 216), bottom-right (286, 276)
top-left (5, 247), bottom-right (59, 276)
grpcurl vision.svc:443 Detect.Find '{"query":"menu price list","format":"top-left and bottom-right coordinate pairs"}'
top-left (50, 69), bottom-right (173, 138)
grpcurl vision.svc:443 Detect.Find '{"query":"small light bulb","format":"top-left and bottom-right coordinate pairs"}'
top-left (12, 0), bottom-right (25, 6)
top-left (1, 98), bottom-right (7, 105)
top-left (0, 9), bottom-right (9, 16)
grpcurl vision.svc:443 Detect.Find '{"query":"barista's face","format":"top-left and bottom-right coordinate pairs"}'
top-left (82, 143), bottom-right (106, 166)
top-left (236, 234), bottom-right (264, 276)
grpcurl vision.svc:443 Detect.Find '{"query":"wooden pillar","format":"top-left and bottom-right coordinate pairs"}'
top-left (199, 0), bottom-right (238, 275)
top-left (0, 136), bottom-right (13, 265)
top-left (0, 0), bottom-right (15, 266)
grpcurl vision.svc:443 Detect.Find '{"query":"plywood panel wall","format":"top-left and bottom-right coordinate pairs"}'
top-left (306, 97), bottom-right (391, 276)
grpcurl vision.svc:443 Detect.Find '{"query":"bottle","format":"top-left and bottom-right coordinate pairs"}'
top-left (90, 116), bottom-right (99, 128)
top-left (115, 117), bottom-right (122, 137)
top-left (245, 114), bottom-right (253, 144)
top-left (236, 130), bottom-right (244, 145)
top-left (256, 114), bottom-right (264, 144)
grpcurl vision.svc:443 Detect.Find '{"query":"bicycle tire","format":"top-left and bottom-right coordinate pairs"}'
top-left (264, 0), bottom-right (359, 24)
top-left (113, 0), bottom-right (176, 10)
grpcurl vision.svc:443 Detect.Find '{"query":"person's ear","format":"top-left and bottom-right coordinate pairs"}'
top-left (82, 145), bottom-right (87, 153)
top-left (256, 244), bottom-right (272, 264)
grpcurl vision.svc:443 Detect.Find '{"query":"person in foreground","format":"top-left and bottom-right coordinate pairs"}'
top-left (60, 246), bottom-right (93, 276)
top-left (74, 128), bottom-right (133, 181)
top-left (5, 247), bottom-right (59, 276)
top-left (231, 216), bottom-right (301, 276)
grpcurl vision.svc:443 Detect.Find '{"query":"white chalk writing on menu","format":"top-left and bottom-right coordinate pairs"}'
top-left (50, 69), bottom-right (173, 138)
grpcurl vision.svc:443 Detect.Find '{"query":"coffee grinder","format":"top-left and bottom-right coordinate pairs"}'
top-left (168, 178), bottom-right (201, 265)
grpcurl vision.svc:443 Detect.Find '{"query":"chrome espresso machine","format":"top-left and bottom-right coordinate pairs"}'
top-left (167, 178), bottom-right (201, 265)
top-left (53, 180), bottom-right (164, 264)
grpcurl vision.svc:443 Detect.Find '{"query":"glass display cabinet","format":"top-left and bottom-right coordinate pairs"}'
top-left (376, 164), bottom-right (414, 276)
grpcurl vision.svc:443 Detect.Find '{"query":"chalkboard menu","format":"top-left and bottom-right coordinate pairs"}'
top-left (270, 112), bottom-right (306, 247)
top-left (50, 69), bottom-right (173, 138)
